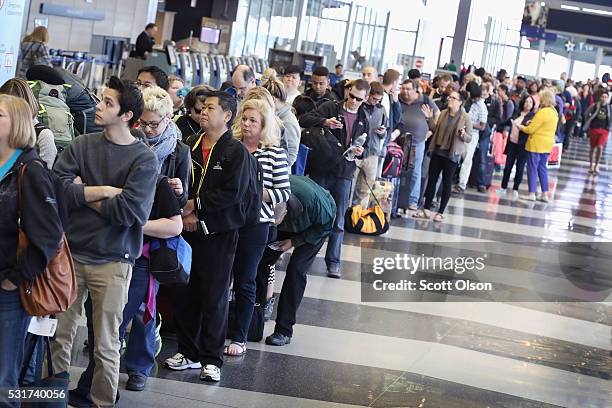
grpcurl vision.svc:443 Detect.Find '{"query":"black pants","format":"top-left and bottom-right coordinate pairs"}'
top-left (257, 231), bottom-right (325, 338)
top-left (501, 141), bottom-right (528, 191)
top-left (229, 222), bottom-right (270, 343)
top-left (424, 153), bottom-right (457, 214)
top-left (175, 230), bottom-right (238, 368)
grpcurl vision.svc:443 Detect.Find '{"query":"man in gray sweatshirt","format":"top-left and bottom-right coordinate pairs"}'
top-left (351, 81), bottom-right (388, 207)
top-left (51, 77), bottom-right (157, 407)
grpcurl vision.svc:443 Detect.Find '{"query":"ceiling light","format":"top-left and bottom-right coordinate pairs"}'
top-left (540, 2), bottom-right (545, 6)
top-left (560, 4), bottom-right (580, 11)
top-left (582, 7), bottom-right (612, 16)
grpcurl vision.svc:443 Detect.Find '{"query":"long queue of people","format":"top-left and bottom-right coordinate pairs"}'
top-left (1, 58), bottom-right (610, 408)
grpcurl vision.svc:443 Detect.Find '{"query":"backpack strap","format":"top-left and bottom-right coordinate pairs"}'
top-left (166, 150), bottom-right (177, 179)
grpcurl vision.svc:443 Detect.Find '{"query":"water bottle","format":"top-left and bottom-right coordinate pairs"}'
top-left (344, 132), bottom-right (367, 161)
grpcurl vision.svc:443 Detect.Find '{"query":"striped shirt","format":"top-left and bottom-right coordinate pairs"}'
top-left (253, 146), bottom-right (291, 223)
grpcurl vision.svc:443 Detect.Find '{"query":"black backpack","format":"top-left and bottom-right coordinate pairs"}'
top-left (300, 127), bottom-right (344, 175)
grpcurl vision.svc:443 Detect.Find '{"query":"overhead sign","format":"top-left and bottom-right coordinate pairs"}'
top-left (0, 0), bottom-right (27, 85)
top-left (564, 40), bottom-right (575, 53)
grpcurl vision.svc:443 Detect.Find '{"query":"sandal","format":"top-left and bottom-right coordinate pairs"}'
top-left (412, 209), bottom-right (431, 220)
top-left (224, 341), bottom-right (247, 356)
top-left (433, 213), bottom-right (444, 223)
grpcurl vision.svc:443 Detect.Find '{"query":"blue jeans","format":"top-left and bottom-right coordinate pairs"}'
top-left (0, 288), bottom-right (30, 408)
top-left (477, 135), bottom-right (491, 187)
top-left (119, 257), bottom-right (159, 377)
top-left (408, 142), bottom-right (425, 206)
top-left (310, 174), bottom-right (351, 270)
top-left (229, 222), bottom-right (270, 343)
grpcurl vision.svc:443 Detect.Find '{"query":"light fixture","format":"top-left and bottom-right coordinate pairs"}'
top-left (560, 4), bottom-right (580, 11)
top-left (540, 2), bottom-right (545, 6)
top-left (582, 7), bottom-right (612, 16)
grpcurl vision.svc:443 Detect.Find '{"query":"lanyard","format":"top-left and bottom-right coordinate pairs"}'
top-left (191, 134), bottom-right (216, 197)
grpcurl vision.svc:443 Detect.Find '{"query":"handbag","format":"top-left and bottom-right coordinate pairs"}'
top-left (148, 236), bottom-right (192, 285)
top-left (227, 293), bottom-right (265, 342)
top-left (344, 170), bottom-right (389, 236)
top-left (17, 163), bottom-right (77, 317)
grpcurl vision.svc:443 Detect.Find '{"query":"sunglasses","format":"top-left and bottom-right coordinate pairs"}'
top-left (348, 93), bottom-right (364, 102)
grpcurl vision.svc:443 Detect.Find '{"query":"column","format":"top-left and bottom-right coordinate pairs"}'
top-left (535, 39), bottom-right (545, 79)
top-left (291, 0), bottom-right (309, 52)
top-left (449, 0), bottom-right (473, 67)
top-left (594, 47), bottom-right (603, 80)
top-left (341, 3), bottom-right (356, 68)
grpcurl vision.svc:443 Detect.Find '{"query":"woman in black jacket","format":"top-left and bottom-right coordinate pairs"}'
top-left (497, 95), bottom-right (536, 198)
top-left (0, 95), bottom-right (63, 394)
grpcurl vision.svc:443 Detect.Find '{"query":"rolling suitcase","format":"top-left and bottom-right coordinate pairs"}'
top-left (395, 133), bottom-right (414, 210)
top-left (468, 144), bottom-right (495, 188)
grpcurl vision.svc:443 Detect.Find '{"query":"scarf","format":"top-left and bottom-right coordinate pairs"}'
top-left (140, 121), bottom-right (178, 173)
top-left (430, 108), bottom-right (468, 153)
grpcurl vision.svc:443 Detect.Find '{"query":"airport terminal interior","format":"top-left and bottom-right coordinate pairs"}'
top-left (0, 0), bottom-right (611, 407)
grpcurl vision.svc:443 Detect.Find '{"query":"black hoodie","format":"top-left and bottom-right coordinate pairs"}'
top-left (186, 130), bottom-right (254, 233)
top-left (0, 148), bottom-right (63, 286)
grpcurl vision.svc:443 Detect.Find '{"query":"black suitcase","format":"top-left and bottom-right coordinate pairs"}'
top-left (396, 133), bottom-right (414, 209)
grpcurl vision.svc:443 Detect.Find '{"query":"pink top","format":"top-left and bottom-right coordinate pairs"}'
top-left (510, 112), bottom-right (527, 144)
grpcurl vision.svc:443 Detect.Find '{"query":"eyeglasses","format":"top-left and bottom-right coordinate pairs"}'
top-left (135, 81), bottom-right (154, 88)
top-left (448, 96), bottom-right (461, 102)
top-left (138, 120), bottom-right (163, 129)
top-left (348, 93), bottom-right (364, 102)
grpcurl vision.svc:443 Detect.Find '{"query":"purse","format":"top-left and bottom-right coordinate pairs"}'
top-left (148, 236), bottom-right (192, 285)
top-left (17, 162), bottom-right (77, 317)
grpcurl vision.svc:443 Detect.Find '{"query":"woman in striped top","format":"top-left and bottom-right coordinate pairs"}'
top-left (225, 98), bottom-right (291, 356)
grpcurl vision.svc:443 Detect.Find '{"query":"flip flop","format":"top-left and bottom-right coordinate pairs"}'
top-left (224, 341), bottom-right (246, 357)
top-left (412, 209), bottom-right (430, 220)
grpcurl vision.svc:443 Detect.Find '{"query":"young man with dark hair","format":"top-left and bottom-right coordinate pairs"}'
top-left (231, 64), bottom-right (256, 100)
top-left (330, 63), bottom-right (344, 87)
top-left (283, 65), bottom-right (303, 105)
top-left (51, 76), bottom-right (158, 407)
top-left (137, 65), bottom-right (169, 91)
top-left (165, 91), bottom-right (254, 383)
top-left (352, 81), bottom-right (387, 207)
top-left (304, 66), bottom-right (338, 106)
top-left (135, 23), bottom-right (157, 59)
top-left (299, 79), bottom-right (370, 278)
top-left (379, 69), bottom-right (402, 176)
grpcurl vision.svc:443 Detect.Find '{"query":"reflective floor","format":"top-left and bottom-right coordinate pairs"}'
top-left (70, 139), bottom-right (612, 408)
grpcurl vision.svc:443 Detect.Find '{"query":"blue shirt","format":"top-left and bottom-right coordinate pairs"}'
top-left (0, 149), bottom-right (22, 181)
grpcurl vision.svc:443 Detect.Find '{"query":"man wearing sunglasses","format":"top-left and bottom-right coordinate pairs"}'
top-left (299, 79), bottom-right (370, 279)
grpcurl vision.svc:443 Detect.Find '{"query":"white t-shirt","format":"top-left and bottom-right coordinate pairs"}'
top-left (286, 89), bottom-right (301, 106)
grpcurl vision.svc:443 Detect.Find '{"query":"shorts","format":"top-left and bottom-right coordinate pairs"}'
top-left (589, 128), bottom-right (609, 148)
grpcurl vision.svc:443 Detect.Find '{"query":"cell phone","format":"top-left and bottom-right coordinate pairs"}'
top-left (267, 241), bottom-right (283, 251)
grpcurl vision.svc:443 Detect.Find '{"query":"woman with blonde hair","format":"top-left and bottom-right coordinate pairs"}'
top-left (518, 89), bottom-right (558, 202)
top-left (0, 78), bottom-right (57, 168)
top-left (262, 77), bottom-right (300, 166)
top-left (0, 95), bottom-right (63, 396)
top-left (17, 26), bottom-right (52, 78)
top-left (225, 98), bottom-right (290, 357)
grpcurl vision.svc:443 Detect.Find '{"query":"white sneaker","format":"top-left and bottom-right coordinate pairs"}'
top-left (537, 193), bottom-right (549, 203)
top-left (200, 364), bottom-right (221, 382)
top-left (511, 190), bottom-right (519, 200)
top-left (165, 353), bottom-right (202, 371)
top-left (520, 193), bottom-right (536, 201)
top-left (496, 188), bottom-right (506, 196)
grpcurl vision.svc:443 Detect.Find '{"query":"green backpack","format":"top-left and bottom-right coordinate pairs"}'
top-left (28, 80), bottom-right (75, 152)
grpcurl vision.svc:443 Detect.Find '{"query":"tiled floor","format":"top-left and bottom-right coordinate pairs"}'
top-left (70, 138), bottom-right (612, 408)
